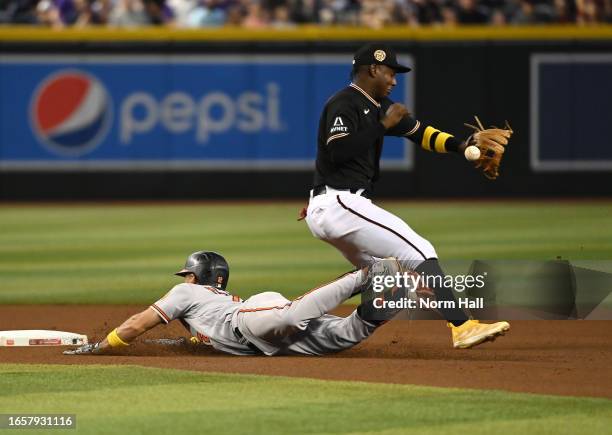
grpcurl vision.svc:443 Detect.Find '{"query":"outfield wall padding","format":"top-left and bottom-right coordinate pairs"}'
top-left (1, 28), bottom-right (611, 199)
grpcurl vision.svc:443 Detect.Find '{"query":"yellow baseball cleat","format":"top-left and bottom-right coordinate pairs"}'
top-left (449, 320), bottom-right (510, 349)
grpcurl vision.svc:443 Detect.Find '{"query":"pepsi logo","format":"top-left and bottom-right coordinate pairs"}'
top-left (30, 70), bottom-right (112, 157)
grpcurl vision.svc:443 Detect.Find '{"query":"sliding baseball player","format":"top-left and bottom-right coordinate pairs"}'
top-left (64, 251), bottom-right (408, 356)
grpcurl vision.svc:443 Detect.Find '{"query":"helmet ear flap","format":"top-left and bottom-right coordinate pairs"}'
top-left (215, 275), bottom-right (225, 288)
top-left (210, 260), bottom-right (229, 289)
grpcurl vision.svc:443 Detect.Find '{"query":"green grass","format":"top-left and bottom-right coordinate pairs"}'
top-left (2, 204), bottom-right (611, 435)
top-left (0, 202), bottom-right (611, 303)
top-left (0, 364), bottom-right (611, 435)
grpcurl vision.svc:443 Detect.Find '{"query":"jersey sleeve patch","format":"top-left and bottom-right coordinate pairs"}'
top-left (327, 132), bottom-right (350, 145)
top-left (330, 116), bottom-right (349, 134)
top-left (325, 99), bottom-right (358, 145)
top-left (327, 116), bottom-right (351, 144)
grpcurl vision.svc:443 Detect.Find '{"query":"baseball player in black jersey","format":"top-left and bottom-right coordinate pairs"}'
top-left (304, 43), bottom-right (510, 349)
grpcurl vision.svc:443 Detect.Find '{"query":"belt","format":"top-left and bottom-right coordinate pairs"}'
top-left (311, 185), bottom-right (370, 199)
top-left (234, 327), bottom-right (263, 354)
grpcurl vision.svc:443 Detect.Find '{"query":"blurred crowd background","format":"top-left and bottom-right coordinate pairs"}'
top-left (0, 0), bottom-right (610, 28)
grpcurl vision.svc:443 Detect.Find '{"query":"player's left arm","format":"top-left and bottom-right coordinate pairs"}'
top-left (64, 308), bottom-right (163, 355)
top-left (382, 99), bottom-right (513, 179)
top-left (99, 308), bottom-right (163, 350)
top-left (386, 116), bottom-right (466, 154)
top-left (64, 284), bottom-right (194, 355)
top-left (381, 98), bottom-right (466, 154)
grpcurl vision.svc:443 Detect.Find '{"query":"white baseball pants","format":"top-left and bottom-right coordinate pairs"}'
top-left (305, 188), bottom-right (437, 270)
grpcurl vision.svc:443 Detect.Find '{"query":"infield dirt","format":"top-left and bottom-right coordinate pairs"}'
top-left (2, 305), bottom-right (611, 398)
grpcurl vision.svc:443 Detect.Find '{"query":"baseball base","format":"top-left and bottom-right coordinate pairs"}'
top-left (0, 330), bottom-right (88, 347)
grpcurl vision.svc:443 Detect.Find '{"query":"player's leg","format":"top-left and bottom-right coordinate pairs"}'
top-left (309, 193), bottom-right (456, 317)
top-left (306, 192), bottom-right (376, 267)
top-left (307, 192), bottom-right (509, 348)
top-left (314, 194), bottom-right (482, 324)
top-left (407, 258), bottom-right (510, 347)
top-left (330, 194), bottom-right (436, 266)
top-left (232, 291), bottom-right (294, 355)
top-left (307, 192), bottom-right (436, 268)
top-left (274, 261), bottom-right (405, 355)
top-left (279, 311), bottom-right (378, 355)
top-left (235, 269), bottom-right (365, 355)
top-left (307, 193), bottom-right (464, 321)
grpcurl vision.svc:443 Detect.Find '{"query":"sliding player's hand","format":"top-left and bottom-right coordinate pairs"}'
top-left (63, 342), bottom-right (101, 355)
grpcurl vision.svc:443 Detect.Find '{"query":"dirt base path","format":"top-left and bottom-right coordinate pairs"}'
top-left (2, 305), bottom-right (611, 398)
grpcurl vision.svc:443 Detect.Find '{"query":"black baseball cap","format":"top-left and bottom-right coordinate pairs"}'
top-left (352, 43), bottom-right (411, 73)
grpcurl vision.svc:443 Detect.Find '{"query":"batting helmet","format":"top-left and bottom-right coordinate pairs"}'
top-left (175, 251), bottom-right (230, 290)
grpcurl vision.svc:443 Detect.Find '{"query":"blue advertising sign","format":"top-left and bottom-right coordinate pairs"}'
top-left (0, 55), bottom-right (414, 170)
top-left (530, 54), bottom-right (612, 171)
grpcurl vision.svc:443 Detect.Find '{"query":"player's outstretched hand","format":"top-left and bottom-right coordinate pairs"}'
top-left (381, 103), bottom-right (410, 130)
top-left (63, 342), bottom-right (101, 355)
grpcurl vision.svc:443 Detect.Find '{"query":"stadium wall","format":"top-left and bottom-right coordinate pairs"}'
top-left (1, 27), bottom-right (611, 199)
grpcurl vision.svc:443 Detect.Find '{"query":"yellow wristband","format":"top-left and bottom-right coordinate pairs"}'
top-left (107, 328), bottom-right (129, 347)
top-left (434, 132), bottom-right (453, 153)
top-left (421, 126), bottom-right (440, 152)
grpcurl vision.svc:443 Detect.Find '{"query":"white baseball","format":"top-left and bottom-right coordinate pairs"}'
top-left (464, 145), bottom-right (481, 161)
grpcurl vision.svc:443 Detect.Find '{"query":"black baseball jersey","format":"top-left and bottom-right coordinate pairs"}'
top-left (313, 83), bottom-right (421, 193)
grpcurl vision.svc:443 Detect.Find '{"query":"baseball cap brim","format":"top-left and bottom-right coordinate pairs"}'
top-left (387, 61), bottom-right (411, 73)
top-left (174, 269), bottom-right (192, 276)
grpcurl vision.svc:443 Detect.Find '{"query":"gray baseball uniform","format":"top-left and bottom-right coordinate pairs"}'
top-left (150, 269), bottom-right (376, 356)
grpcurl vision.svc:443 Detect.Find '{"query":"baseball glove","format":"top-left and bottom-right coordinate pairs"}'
top-left (464, 116), bottom-right (513, 180)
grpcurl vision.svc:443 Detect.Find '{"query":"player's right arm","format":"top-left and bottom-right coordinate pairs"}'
top-left (381, 103), bottom-right (410, 130)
